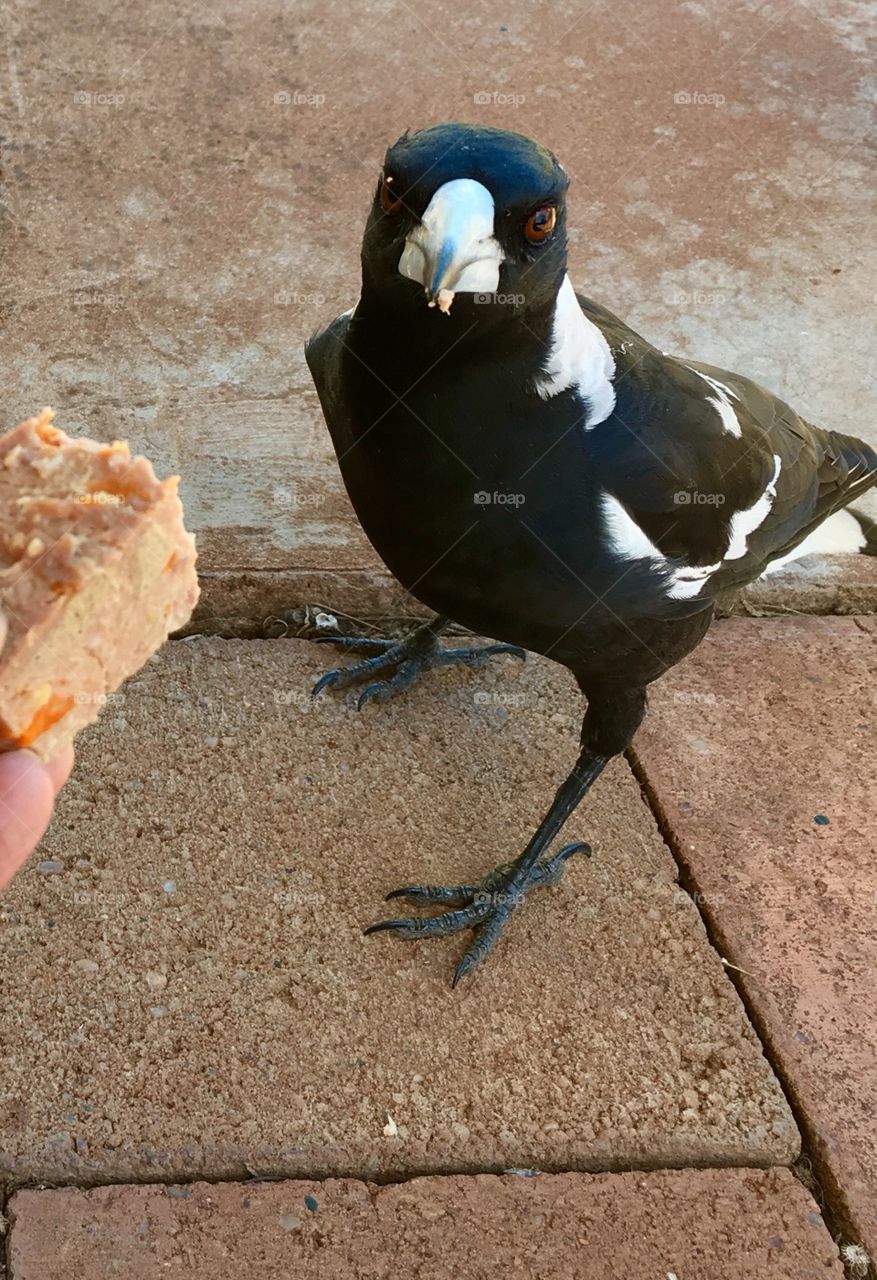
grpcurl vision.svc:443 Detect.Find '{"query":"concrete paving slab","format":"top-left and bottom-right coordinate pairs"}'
top-left (633, 616), bottom-right (877, 1260)
top-left (3, 0), bottom-right (874, 628)
top-left (0, 640), bottom-right (795, 1184)
top-left (6, 1168), bottom-right (843, 1280)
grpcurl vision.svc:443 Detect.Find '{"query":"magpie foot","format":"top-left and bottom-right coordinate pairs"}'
top-left (311, 619), bottom-right (525, 709)
top-left (365, 840), bottom-right (591, 986)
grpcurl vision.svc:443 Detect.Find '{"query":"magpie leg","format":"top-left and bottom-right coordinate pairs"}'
top-left (312, 614), bottom-right (525, 707)
top-left (366, 751), bottom-right (607, 985)
top-left (366, 687), bottom-right (648, 986)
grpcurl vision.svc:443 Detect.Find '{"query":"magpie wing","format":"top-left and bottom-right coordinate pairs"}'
top-left (582, 294), bottom-right (877, 606)
top-left (304, 310), bottom-right (355, 457)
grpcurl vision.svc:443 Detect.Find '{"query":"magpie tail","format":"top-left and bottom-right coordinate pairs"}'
top-left (820, 427), bottom-right (877, 497)
top-left (813, 426), bottom-right (877, 543)
top-left (849, 507), bottom-right (877, 556)
top-left (825, 428), bottom-right (877, 555)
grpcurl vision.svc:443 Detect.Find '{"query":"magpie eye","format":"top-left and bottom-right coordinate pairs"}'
top-left (379, 174), bottom-right (403, 214)
top-left (524, 205), bottom-right (557, 244)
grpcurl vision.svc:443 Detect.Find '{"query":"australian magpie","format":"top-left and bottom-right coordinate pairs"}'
top-left (306, 122), bottom-right (877, 987)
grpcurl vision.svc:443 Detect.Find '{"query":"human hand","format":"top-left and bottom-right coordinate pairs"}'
top-left (0, 603), bottom-right (75, 887)
top-left (0, 746), bottom-right (75, 890)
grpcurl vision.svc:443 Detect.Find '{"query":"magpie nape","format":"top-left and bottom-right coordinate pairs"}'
top-left (305, 123), bottom-right (877, 987)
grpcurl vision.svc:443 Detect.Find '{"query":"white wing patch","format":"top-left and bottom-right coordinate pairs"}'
top-left (725, 454), bottom-right (782, 560)
top-left (534, 275), bottom-right (616, 428)
top-left (599, 493), bottom-right (720, 600)
top-left (600, 492), bottom-right (664, 561)
top-left (599, 453), bottom-right (783, 600)
top-left (690, 368), bottom-right (742, 439)
top-left (665, 560), bottom-right (725, 600)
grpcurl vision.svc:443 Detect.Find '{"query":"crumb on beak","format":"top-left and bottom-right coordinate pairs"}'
top-left (427, 288), bottom-right (455, 315)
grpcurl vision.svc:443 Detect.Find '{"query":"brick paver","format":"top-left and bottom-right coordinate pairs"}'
top-left (7, 1169), bottom-right (843, 1279)
top-left (634, 615), bottom-right (877, 1261)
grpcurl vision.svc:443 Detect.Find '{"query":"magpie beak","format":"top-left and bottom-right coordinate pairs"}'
top-left (398, 178), bottom-right (504, 313)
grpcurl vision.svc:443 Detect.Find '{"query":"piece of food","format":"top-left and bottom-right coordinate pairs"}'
top-left (0, 408), bottom-right (200, 760)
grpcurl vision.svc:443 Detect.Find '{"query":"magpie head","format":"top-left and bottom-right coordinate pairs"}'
top-left (361, 123), bottom-right (569, 326)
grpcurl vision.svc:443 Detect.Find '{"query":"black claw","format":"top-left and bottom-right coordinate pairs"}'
top-left (556, 840), bottom-right (592, 861)
top-left (489, 643), bottom-right (527, 661)
top-left (386, 883), bottom-right (477, 906)
top-left (312, 670), bottom-right (341, 698)
top-left (453, 909), bottom-right (515, 987)
top-left (363, 918), bottom-right (412, 936)
top-left (366, 900), bottom-right (491, 941)
top-left (356, 682), bottom-right (388, 710)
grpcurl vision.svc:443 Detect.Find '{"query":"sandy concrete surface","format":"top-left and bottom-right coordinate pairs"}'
top-left (634, 615), bottom-right (877, 1261)
top-left (0, 640), bottom-right (795, 1184)
top-left (7, 1168), bottom-right (843, 1279)
top-left (3, 0), bottom-right (874, 631)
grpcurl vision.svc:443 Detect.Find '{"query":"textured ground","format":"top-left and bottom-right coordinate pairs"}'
top-left (0, 641), bottom-right (794, 1184)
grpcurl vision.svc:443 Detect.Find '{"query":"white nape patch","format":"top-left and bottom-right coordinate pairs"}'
top-left (398, 178), bottom-right (503, 298)
top-left (691, 368), bottom-right (742, 439)
top-left (762, 508), bottom-right (868, 574)
top-left (534, 275), bottom-right (616, 428)
top-left (599, 492), bottom-right (721, 600)
top-left (725, 454), bottom-right (782, 560)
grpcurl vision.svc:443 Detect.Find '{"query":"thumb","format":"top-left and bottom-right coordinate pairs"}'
top-left (0, 751), bottom-right (56, 890)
